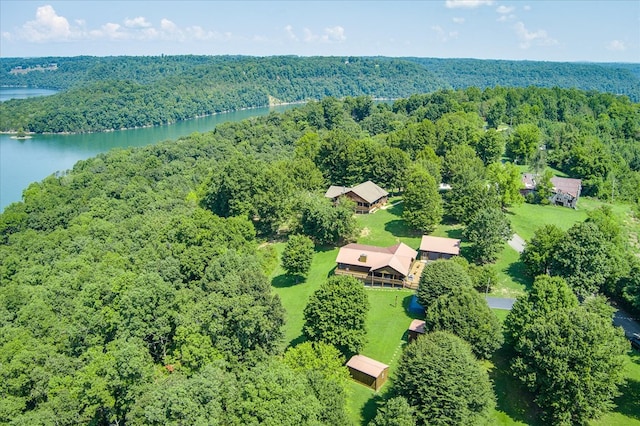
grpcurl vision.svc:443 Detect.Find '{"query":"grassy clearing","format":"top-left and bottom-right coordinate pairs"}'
top-left (492, 245), bottom-right (531, 298)
top-left (592, 350), bottom-right (640, 426)
top-left (270, 197), bottom-right (640, 425)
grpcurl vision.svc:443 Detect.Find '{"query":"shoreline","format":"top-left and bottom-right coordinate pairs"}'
top-left (0, 101), bottom-right (308, 136)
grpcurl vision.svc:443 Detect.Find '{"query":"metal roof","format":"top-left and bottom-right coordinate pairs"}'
top-left (419, 235), bottom-right (461, 255)
top-left (346, 354), bottom-right (389, 377)
top-left (336, 242), bottom-right (417, 277)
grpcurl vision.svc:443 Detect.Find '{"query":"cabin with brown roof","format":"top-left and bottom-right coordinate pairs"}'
top-left (407, 319), bottom-right (426, 343)
top-left (325, 180), bottom-right (388, 213)
top-left (521, 173), bottom-right (582, 208)
top-left (419, 235), bottom-right (461, 261)
top-left (346, 355), bottom-right (389, 391)
top-left (335, 242), bottom-right (418, 288)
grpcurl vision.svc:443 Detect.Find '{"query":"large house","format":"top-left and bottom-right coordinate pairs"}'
top-left (419, 235), bottom-right (461, 261)
top-left (335, 242), bottom-right (417, 287)
top-left (325, 180), bottom-right (389, 214)
top-left (522, 173), bottom-right (582, 208)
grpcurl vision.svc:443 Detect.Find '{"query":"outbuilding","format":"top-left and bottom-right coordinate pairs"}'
top-left (419, 235), bottom-right (461, 261)
top-left (407, 319), bottom-right (426, 343)
top-left (346, 354), bottom-right (389, 391)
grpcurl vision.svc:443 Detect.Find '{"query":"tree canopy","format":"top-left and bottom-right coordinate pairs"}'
top-left (302, 275), bottom-right (369, 357)
top-left (504, 276), bottom-right (628, 424)
top-left (417, 259), bottom-right (472, 308)
top-left (394, 331), bottom-right (495, 426)
top-left (424, 286), bottom-right (504, 359)
top-left (281, 234), bottom-right (315, 280)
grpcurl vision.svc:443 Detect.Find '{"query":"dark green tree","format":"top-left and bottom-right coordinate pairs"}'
top-left (402, 167), bottom-right (443, 233)
top-left (395, 331), bottom-right (495, 426)
top-left (444, 178), bottom-right (501, 224)
top-left (442, 143), bottom-right (485, 185)
top-left (371, 396), bottom-right (416, 426)
top-left (520, 224), bottom-right (565, 277)
top-left (297, 193), bottom-right (359, 246)
top-left (507, 123), bottom-right (541, 162)
top-left (505, 276), bottom-right (628, 424)
top-left (281, 234), bottom-right (315, 281)
top-left (463, 207), bottom-right (512, 264)
top-left (424, 286), bottom-right (504, 359)
top-left (417, 259), bottom-right (472, 308)
top-left (550, 221), bottom-right (612, 297)
top-left (475, 128), bottom-right (504, 165)
top-left (303, 275), bottom-right (369, 356)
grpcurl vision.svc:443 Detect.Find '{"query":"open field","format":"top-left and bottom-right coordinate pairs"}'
top-left (270, 198), bottom-right (640, 425)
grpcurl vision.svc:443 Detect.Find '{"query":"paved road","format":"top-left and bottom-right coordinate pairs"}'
top-left (613, 304), bottom-right (640, 338)
top-left (508, 233), bottom-right (526, 253)
top-left (486, 297), bottom-right (516, 310)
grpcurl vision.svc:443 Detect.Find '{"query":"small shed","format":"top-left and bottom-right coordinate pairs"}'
top-left (346, 355), bottom-right (389, 391)
top-left (419, 235), bottom-right (461, 261)
top-left (407, 319), bottom-right (426, 343)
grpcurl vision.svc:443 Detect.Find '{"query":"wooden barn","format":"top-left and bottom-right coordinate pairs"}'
top-left (407, 319), bottom-right (426, 343)
top-left (346, 354), bottom-right (389, 391)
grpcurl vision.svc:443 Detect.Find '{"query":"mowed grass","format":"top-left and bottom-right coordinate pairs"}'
top-left (270, 198), bottom-right (640, 425)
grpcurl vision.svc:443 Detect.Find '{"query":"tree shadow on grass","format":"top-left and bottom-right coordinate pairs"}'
top-left (614, 376), bottom-right (640, 421)
top-left (384, 220), bottom-right (422, 239)
top-left (445, 227), bottom-right (464, 240)
top-left (506, 260), bottom-right (533, 291)
top-left (386, 202), bottom-right (404, 218)
top-left (612, 350), bottom-right (640, 421)
top-left (271, 273), bottom-right (303, 288)
top-left (287, 334), bottom-right (307, 349)
top-left (360, 392), bottom-right (384, 425)
top-left (490, 346), bottom-right (541, 425)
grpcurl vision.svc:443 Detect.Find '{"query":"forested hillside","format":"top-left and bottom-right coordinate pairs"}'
top-left (1, 55), bottom-right (638, 133)
top-left (1, 88), bottom-right (639, 424)
top-left (407, 57), bottom-right (640, 100)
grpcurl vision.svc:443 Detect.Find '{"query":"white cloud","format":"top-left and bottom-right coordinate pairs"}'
top-left (607, 40), bottom-right (627, 51)
top-left (124, 17), bottom-right (152, 29)
top-left (302, 26), bottom-right (346, 43)
top-left (17, 5), bottom-right (75, 42)
top-left (323, 26), bottom-right (346, 42)
top-left (513, 21), bottom-right (557, 49)
top-left (431, 25), bottom-right (459, 42)
top-left (3, 4), bottom-right (235, 44)
top-left (496, 5), bottom-right (515, 14)
top-left (452, 17), bottom-right (465, 24)
top-left (445, 0), bottom-right (494, 9)
top-left (523, 5), bottom-right (532, 11)
top-left (284, 25), bottom-right (298, 41)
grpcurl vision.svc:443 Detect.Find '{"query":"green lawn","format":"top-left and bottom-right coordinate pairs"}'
top-left (270, 199), bottom-right (640, 425)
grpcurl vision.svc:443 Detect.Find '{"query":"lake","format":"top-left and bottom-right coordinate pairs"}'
top-left (0, 87), bottom-right (295, 210)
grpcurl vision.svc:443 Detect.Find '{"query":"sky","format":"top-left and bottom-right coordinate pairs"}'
top-left (1, 1), bottom-right (639, 63)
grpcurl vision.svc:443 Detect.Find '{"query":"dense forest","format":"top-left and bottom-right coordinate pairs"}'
top-left (1, 85), bottom-right (639, 424)
top-left (1, 55), bottom-right (638, 133)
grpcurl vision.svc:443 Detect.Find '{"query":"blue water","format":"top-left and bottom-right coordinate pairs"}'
top-left (0, 87), bottom-right (295, 210)
top-left (0, 87), bottom-right (58, 102)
